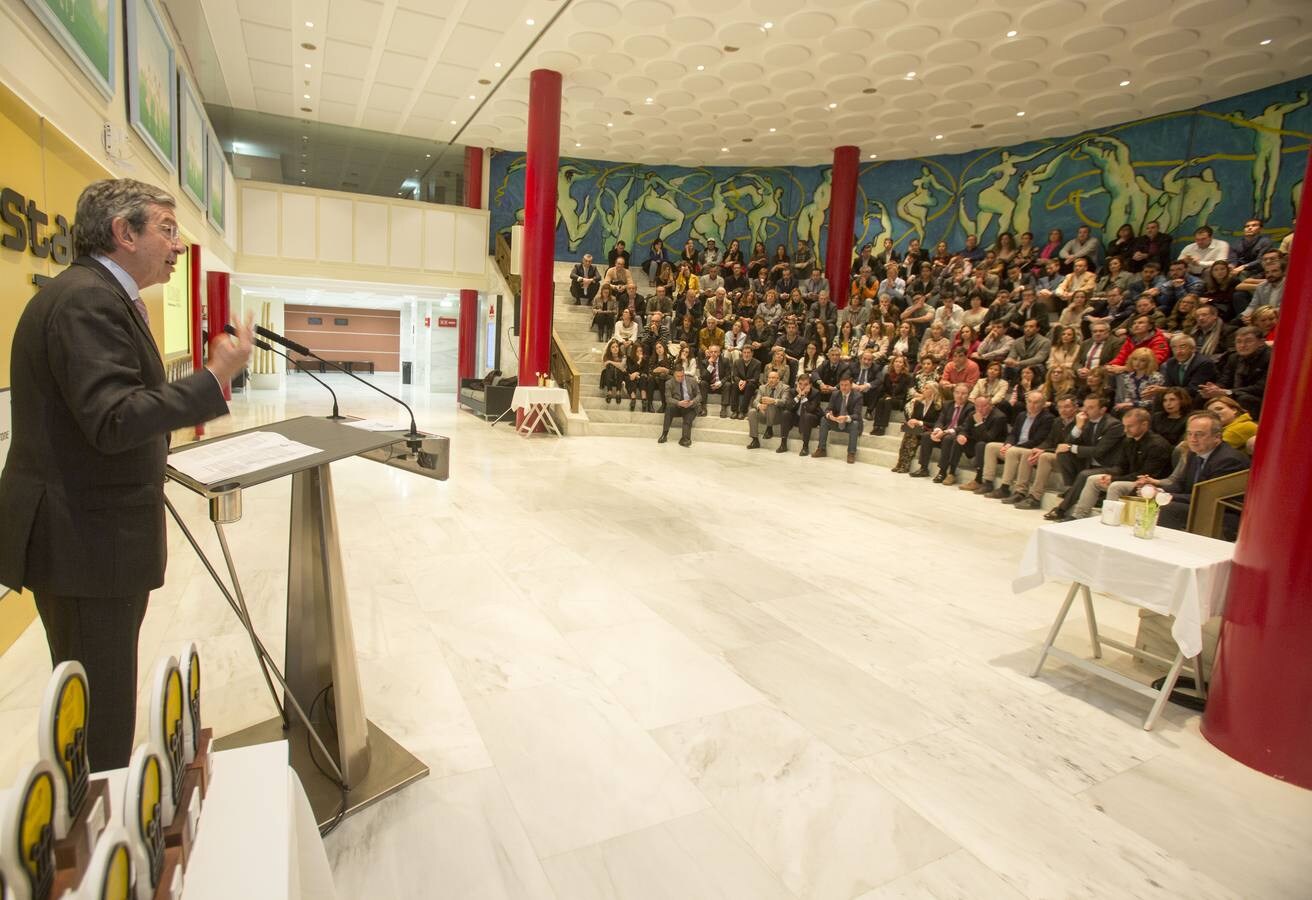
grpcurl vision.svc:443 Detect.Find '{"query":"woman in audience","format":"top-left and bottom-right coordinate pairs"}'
top-left (918, 322), bottom-right (951, 367)
top-left (1014, 231), bottom-right (1037, 270)
top-left (914, 355), bottom-right (941, 393)
top-left (626, 343), bottom-right (651, 411)
top-left (673, 312), bottom-right (698, 348)
top-left (769, 244), bottom-right (791, 282)
top-left (1096, 254), bottom-right (1132, 295)
top-left (1042, 364), bottom-right (1077, 405)
top-left (812, 319), bottom-right (833, 355)
top-left (960, 293), bottom-right (989, 333)
top-left (721, 238), bottom-right (744, 269)
top-left (653, 261), bottom-right (676, 297)
top-left (1035, 228), bottom-right (1064, 272)
top-left (1251, 304), bottom-right (1278, 345)
top-left (675, 342), bottom-right (697, 381)
top-left (748, 314), bottom-right (775, 360)
top-left (1166, 293), bottom-right (1200, 333)
top-left (783, 288), bottom-right (807, 320)
top-left (872, 354), bottom-right (913, 435)
top-left (860, 322), bottom-right (891, 362)
top-left (642, 240), bottom-right (670, 285)
top-left (748, 241), bottom-right (769, 278)
top-left (1057, 293), bottom-right (1093, 336)
top-left (650, 341), bottom-right (673, 412)
top-left (764, 345), bottom-right (792, 385)
top-left (1205, 395), bottom-right (1257, 451)
top-left (891, 321), bottom-right (919, 360)
top-left (1105, 224), bottom-right (1136, 271)
top-left (995, 232), bottom-right (1019, 267)
top-left (1002, 365), bottom-right (1041, 412)
top-left (970, 360), bottom-right (1009, 407)
top-left (736, 288), bottom-right (759, 321)
top-left (1048, 325), bottom-right (1083, 370)
top-left (797, 340), bottom-right (822, 381)
top-left (951, 324), bottom-right (981, 359)
top-left (600, 340), bottom-right (628, 403)
top-left (613, 306), bottom-right (639, 349)
top-left (1079, 366), bottom-right (1114, 407)
top-left (724, 318), bottom-right (747, 362)
top-left (1152, 387), bottom-right (1191, 445)
top-left (680, 238), bottom-right (700, 273)
top-left (592, 284), bottom-right (618, 342)
top-left (1202, 259), bottom-right (1242, 315)
top-left (836, 320), bottom-right (859, 359)
top-left (892, 382), bottom-right (942, 474)
top-left (674, 261), bottom-right (699, 298)
top-left (932, 240), bottom-right (952, 266)
top-left (1113, 347), bottom-right (1163, 413)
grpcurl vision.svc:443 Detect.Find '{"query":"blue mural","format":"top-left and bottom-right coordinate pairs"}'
top-left (489, 75), bottom-right (1310, 264)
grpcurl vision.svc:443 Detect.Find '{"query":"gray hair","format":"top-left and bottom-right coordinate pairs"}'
top-left (1169, 333), bottom-right (1196, 349)
top-left (74, 178), bottom-right (175, 257)
top-left (1189, 410), bottom-right (1223, 435)
top-left (1025, 390), bottom-right (1046, 403)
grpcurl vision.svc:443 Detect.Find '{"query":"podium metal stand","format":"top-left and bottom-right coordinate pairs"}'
top-left (166, 416), bottom-right (446, 826)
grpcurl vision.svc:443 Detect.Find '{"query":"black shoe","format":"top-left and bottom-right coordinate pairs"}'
top-left (874, 426), bottom-right (886, 435)
top-left (891, 464), bottom-right (908, 473)
top-left (747, 438), bottom-right (761, 449)
top-left (657, 433), bottom-right (668, 444)
top-left (1014, 496), bottom-right (1041, 510)
top-left (764, 427), bottom-right (773, 439)
top-left (986, 487), bottom-right (1011, 500)
top-left (719, 408), bottom-right (728, 418)
top-left (659, 406), bottom-right (668, 414)
top-left (932, 472), bottom-right (946, 483)
top-left (630, 399), bottom-right (636, 411)
top-left (678, 437), bottom-right (691, 447)
top-left (799, 445), bottom-right (810, 456)
top-left (777, 442), bottom-right (789, 453)
top-left (910, 468), bottom-right (931, 478)
top-left (1044, 508), bottom-right (1072, 522)
top-left (699, 407), bottom-right (707, 417)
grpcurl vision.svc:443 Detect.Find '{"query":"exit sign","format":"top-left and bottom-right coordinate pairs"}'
top-left (437, 316), bottom-right (457, 328)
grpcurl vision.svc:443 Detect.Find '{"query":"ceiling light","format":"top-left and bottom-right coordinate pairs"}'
top-left (645, 97), bottom-right (653, 103)
top-left (305, 20), bottom-right (313, 28)
top-left (1120, 80), bottom-right (1131, 86)
top-left (525, 17), bottom-right (534, 25)
top-left (300, 168), bottom-right (306, 173)
top-left (696, 64), bottom-right (705, 71)
top-left (468, 94), bottom-right (476, 100)
top-left (449, 119), bottom-right (457, 124)
top-left (934, 134), bottom-right (943, 140)
top-left (425, 153), bottom-right (431, 158)
top-left (304, 63), bottom-right (312, 69)
top-left (575, 142), bottom-right (582, 147)
top-left (768, 127), bottom-right (776, 132)
top-left (1016, 111), bottom-right (1025, 116)
top-left (1259, 38), bottom-right (1272, 45)
top-left (720, 147), bottom-right (728, 152)
top-left (905, 71), bottom-right (916, 79)
top-left (303, 93), bottom-right (311, 99)
top-left (606, 122), bottom-right (613, 127)
top-left (1006, 30), bottom-right (1017, 37)
top-left (494, 61), bottom-right (502, 68)
top-left (828, 102), bottom-right (838, 109)
top-left (869, 153), bottom-right (878, 159)
top-left (763, 21), bottom-right (773, 28)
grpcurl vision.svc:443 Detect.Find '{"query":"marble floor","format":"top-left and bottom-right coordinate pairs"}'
top-left (1, 376), bottom-right (1308, 899)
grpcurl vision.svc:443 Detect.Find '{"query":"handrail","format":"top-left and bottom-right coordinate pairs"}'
top-left (494, 232), bottom-right (580, 414)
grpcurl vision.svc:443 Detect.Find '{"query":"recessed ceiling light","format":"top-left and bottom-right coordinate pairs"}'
top-left (468, 94), bottom-right (476, 100)
top-left (934, 134), bottom-right (943, 140)
top-left (304, 63), bottom-right (311, 69)
top-left (303, 93), bottom-right (311, 99)
top-left (301, 134), bottom-right (308, 139)
top-left (768, 127), bottom-right (776, 132)
top-left (575, 142), bottom-right (582, 147)
top-left (449, 119), bottom-right (457, 125)
top-left (494, 61), bottom-right (502, 68)
top-left (828, 102), bottom-right (838, 109)
top-left (1016, 111), bottom-right (1025, 117)
top-left (906, 71), bottom-right (916, 79)
top-left (720, 147), bottom-right (728, 152)
top-left (425, 153), bottom-right (431, 158)
top-left (645, 97), bottom-right (653, 103)
top-left (300, 168), bottom-right (306, 173)
top-left (606, 122), bottom-right (613, 127)
top-left (305, 20), bottom-right (313, 28)
top-left (1259, 38), bottom-right (1271, 45)
top-left (696, 64), bottom-right (705, 71)
top-left (1006, 30), bottom-right (1017, 37)
top-left (869, 153), bottom-right (877, 159)
top-left (763, 21), bottom-right (773, 28)
top-left (525, 17), bottom-right (534, 25)
top-left (1120, 80), bottom-right (1131, 86)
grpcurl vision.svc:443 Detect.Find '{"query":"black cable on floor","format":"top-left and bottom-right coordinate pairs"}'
top-left (306, 683), bottom-right (350, 837)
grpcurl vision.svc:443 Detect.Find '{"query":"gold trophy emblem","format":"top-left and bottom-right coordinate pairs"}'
top-left (69, 824), bottom-right (132, 900)
top-left (0, 761), bottom-right (58, 900)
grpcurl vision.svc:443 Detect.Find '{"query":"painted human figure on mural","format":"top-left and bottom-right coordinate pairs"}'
top-left (1227, 90), bottom-right (1309, 220)
top-left (896, 166), bottom-right (948, 244)
top-left (856, 199), bottom-right (893, 251)
top-left (598, 173), bottom-right (640, 251)
top-left (1010, 154), bottom-right (1065, 239)
top-left (1146, 160), bottom-right (1222, 237)
top-left (958, 147), bottom-right (1052, 240)
top-left (690, 179), bottom-right (739, 245)
top-left (638, 172), bottom-right (687, 242)
top-left (1077, 135), bottom-right (1151, 237)
top-left (796, 168), bottom-right (832, 250)
top-left (738, 174), bottom-right (784, 249)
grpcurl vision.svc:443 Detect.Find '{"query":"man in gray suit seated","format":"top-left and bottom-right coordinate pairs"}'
top-left (657, 368), bottom-right (700, 447)
top-left (746, 368), bottom-right (791, 450)
top-left (812, 373), bottom-right (864, 464)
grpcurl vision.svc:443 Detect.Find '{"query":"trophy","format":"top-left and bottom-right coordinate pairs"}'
top-left (122, 748), bottom-right (181, 900)
top-left (178, 644), bottom-right (211, 800)
top-left (37, 662), bottom-right (110, 872)
top-left (146, 658), bottom-right (198, 863)
top-left (65, 824), bottom-right (132, 900)
top-left (0, 760), bottom-right (58, 900)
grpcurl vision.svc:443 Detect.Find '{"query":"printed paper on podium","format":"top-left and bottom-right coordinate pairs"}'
top-left (168, 431), bottom-right (320, 485)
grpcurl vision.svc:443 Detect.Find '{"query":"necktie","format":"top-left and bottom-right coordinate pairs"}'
top-left (682, 381), bottom-right (689, 401)
top-left (1086, 342), bottom-right (1100, 369)
top-left (133, 296), bottom-right (150, 326)
top-left (949, 405), bottom-right (962, 429)
top-left (1194, 454), bottom-right (1205, 484)
top-left (859, 368), bottom-right (868, 383)
top-left (841, 394), bottom-right (847, 416)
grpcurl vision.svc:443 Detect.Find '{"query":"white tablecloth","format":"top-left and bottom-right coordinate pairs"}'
top-left (1013, 518), bottom-right (1234, 657)
top-left (510, 386), bottom-right (570, 411)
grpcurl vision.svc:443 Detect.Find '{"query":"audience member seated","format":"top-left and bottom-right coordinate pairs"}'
top-left (1003, 318), bottom-right (1051, 382)
top-left (1129, 220), bottom-right (1172, 272)
top-left (951, 397), bottom-right (1009, 490)
top-left (1151, 386), bottom-right (1191, 445)
top-left (1097, 255), bottom-right (1133, 294)
top-left (982, 390), bottom-right (1055, 498)
top-left (1199, 326), bottom-right (1269, 418)
top-left (1042, 364), bottom-right (1077, 406)
top-left (645, 285), bottom-right (674, 321)
top-left (1153, 260), bottom-right (1204, 314)
top-left (642, 240), bottom-right (671, 285)
top-left (940, 346), bottom-right (980, 394)
top-left (1054, 256), bottom-right (1097, 304)
top-left (1063, 408), bottom-right (1174, 519)
top-left (656, 368), bottom-right (699, 447)
top-left (1008, 396), bottom-right (1080, 509)
top-left (672, 311), bottom-right (699, 348)
top-left (1113, 347), bottom-right (1164, 414)
top-left (698, 344), bottom-right (727, 417)
top-left (911, 383), bottom-right (972, 481)
top-left (1048, 324), bottom-right (1083, 371)
top-left (1060, 226), bottom-right (1102, 271)
top-left (592, 285), bottom-right (619, 342)
top-left (838, 295), bottom-right (871, 332)
top-left (1238, 252), bottom-right (1285, 321)
top-left (746, 368), bottom-right (792, 451)
top-left (1164, 292), bottom-right (1200, 333)
top-left (801, 267), bottom-right (828, 304)
top-left (1043, 395), bottom-right (1127, 521)
top-left (725, 344), bottom-right (762, 419)
top-left (872, 354), bottom-right (913, 436)
top-left (599, 340), bottom-right (628, 404)
top-left (891, 383), bottom-right (942, 473)
top-left (919, 322), bottom-right (952, 368)
top-left (1077, 366), bottom-right (1114, 408)
top-left (571, 253), bottom-right (601, 305)
top-left (969, 361), bottom-right (1009, 408)
top-left (777, 373), bottom-right (822, 455)
top-left (812, 373), bottom-right (864, 463)
top-left (1006, 289), bottom-right (1050, 336)
top-left (849, 350), bottom-right (882, 417)
top-left (901, 293), bottom-right (935, 335)
top-left (603, 257), bottom-right (634, 294)
top-left (762, 345), bottom-right (792, 386)
top-left (1229, 218), bottom-right (1273, 277)
top-left (1104, 224), bottom-right (1136, 271)
top-left (792, 241), bottom-right (816, 280)
top-left (1126, 260), bottom-right (1166, 306)
top-left (812, 346), bottom-right (851, 402)
top-left (877, 263), bottom-right (907, 305)
top-left (1104, 412), bottom-right (1251, 530)
top-left (649, 342), bottom-right (674, 411)
top-left (1204, 395), bottom-right (1258, 451)
top-left (674, 261), bottom-right (700, 298)
top-left (1106, 314), bottom-right (1170, 371)
top-left (614, 307), bottom-right (639, 350)
top-left (625, 343), bottom-right (652, 411)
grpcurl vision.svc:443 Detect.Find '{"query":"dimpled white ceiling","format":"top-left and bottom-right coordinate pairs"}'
top-left (198, 0), bottom-right (1312, 166)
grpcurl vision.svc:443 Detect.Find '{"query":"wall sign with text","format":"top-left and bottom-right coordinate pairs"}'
top-left (0, 187), bottom-right (74, 266)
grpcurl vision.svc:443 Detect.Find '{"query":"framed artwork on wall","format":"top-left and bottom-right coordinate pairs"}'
top-left (178, 71), bottom-right (206, 211)
top-left (206, 131), bottom-right (226, 233)
top-left (20, 0), bottom-right (116, 101)
top-left (125, 0), bottom-right (176, 172)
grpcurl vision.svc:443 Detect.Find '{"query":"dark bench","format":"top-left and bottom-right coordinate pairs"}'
top-left (287, 358), bottom-right (375, 375)
top-left (459, 376), bottom-right (515, 422)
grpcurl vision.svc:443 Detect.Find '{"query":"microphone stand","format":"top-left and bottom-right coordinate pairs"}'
top-left (226, 324), bottom-right (346, 421)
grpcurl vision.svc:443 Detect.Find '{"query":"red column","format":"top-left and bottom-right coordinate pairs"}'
top-left (1201, 151), bottom-right (1312, 789)
top-left (206, 270), bottom-right (231, 400)
top-left (189, 245), bottom-right (205, 436)
top-left (517, 69), bottom-right (561, 409)
top-left (458, 146), bottom-right (484, 383)
top-left (825, 146), bottom-right (860, 309)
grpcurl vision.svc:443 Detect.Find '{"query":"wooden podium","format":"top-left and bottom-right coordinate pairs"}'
top-left (166, 416), bottom-right (445, 826)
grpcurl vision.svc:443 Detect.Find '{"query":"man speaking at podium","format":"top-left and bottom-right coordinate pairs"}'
top-left (0, 179), bottom-right (253, 769)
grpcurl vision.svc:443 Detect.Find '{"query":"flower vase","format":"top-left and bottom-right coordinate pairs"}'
top-left (1133, 501), bottom-right (1159, 539)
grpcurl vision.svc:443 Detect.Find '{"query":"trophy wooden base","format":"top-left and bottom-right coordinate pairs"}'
top-left (187, 728), bottom-right (213, 799)
top-left (163, 767), bottom-right (202, 864)
top-left (53, 777), bottom-right (111, 871)
top-left (156, 846), bottom-right (184, 900)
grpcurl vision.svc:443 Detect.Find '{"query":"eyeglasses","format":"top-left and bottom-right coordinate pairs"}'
top-left (157, 222), bottom-right (185, 244)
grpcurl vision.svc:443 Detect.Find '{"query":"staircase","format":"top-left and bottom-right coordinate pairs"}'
top-left (551, 263), bottom-right (903, 466)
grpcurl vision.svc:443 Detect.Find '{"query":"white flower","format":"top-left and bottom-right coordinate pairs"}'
top-left (1156, 492), bottom-right (1173, 506)
top-left (1138, 484), bottom-right (1157, 499)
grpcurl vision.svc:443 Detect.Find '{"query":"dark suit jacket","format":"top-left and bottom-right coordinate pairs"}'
top-left (1164, 443), bottom-right (1251, 501)
top-left (665, 376), bottom-right (700, 407)
top-left (826, 390), bottom-right (864, 427)
top-left (1006, 409), bottom-right (1054, 448)
top-left (785, 390), bottom-right (823, 420)
top-left (1076, 337), bottom-right (1125, 370)
top-left (1219, 346), bottom-right (1270, 419)
top-left (1117, 432), bottom-right (1174, 479)
top-left (1040, 416), bottom-right (1079, 451)
top-left (1071, 415), bottom-right (1125, 467)
top-left (811, 359), bottom-right (851, 390)
top-left (1161, 354), bottom-right (1219, 401)
top-left (729, 357), bottom-right (762, 385)
top-left (962, 409), bottom-right (1008, 445)
top-left (0, 257), bottom-right (229, 597)
top-left (934, 403), bottom-right (971, 432)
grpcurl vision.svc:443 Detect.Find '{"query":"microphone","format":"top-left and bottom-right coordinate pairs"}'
top-left (249, 324), bottom-right (422, 443)
top-left (227, 324), bottom-right (344, 420)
